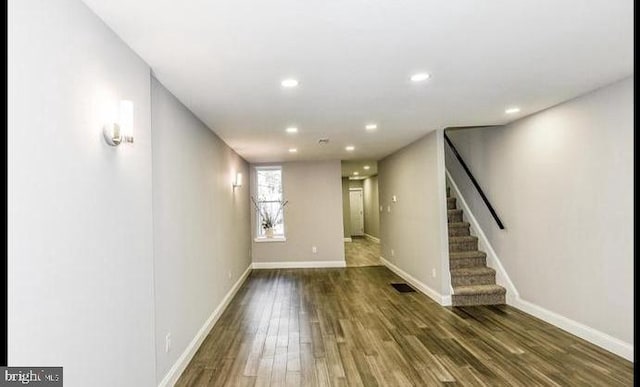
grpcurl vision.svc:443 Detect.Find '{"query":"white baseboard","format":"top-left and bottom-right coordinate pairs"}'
top-left (157, 264), bottom-right (253, 387)
top-left (363, 234), bottom-right (380, 244)
top-left (343, 237), bottom-right (353, 242)
top-left (252, 260), bottom-right (346, 269)
top-left (511, 297), bottom-right (633, 361)
top-left (446, 170), bottom-right (633, 362)
top-left (380, 256), bottom-right (451, 306)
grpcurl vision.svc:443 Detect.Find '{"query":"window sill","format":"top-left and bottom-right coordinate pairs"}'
top-left (254, 236), bottom-right (287, 243)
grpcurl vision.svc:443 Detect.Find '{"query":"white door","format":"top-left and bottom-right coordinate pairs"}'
top-left (349, 190), bottom-right (364, 236)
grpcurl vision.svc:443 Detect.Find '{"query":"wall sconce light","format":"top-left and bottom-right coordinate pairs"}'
top-left (232, 172), bottom-right (243, 188)
top-left (104, 100), bottom-right (134, 146)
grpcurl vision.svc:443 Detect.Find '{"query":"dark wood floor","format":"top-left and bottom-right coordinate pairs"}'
top-left (176, 267), bottom-right (633, 386)
top-left (344, 237), bottom-right (382, 267)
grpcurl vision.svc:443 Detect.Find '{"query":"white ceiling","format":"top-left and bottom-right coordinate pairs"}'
top-left (341, 161), bottom-right (378, 178)
top-left (82, 0), bottom-right (633, 163)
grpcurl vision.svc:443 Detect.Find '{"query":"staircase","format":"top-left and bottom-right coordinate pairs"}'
top-left (447, 186), bottom-right (506, 306)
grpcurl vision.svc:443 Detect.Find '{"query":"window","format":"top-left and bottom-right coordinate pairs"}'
top-left (255, 166), bottom-right (285, 238)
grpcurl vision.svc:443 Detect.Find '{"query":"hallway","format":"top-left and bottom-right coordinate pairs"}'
top-left (344, 237), bottom-right (382, 267)
top-left (8, 1), bottom-right (634, 385)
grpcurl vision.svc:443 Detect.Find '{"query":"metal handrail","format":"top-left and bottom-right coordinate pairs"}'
top-left (444, 131), bottom-right (505, 230)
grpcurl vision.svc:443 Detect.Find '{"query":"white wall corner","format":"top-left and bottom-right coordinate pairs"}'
top-left (252, 261), bottom-right (346, 269)
top-left (437, 129), bottom-right (452, 299)
top-left (157, 264), bottom-right (253, 387)
top-left (380, 256), bottom-right (451, 306)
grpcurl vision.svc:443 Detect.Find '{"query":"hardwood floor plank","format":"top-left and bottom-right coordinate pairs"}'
top-left (175, 267), bottom-right (633, 386)
top-left (344, 237), bottom-right (382, 267)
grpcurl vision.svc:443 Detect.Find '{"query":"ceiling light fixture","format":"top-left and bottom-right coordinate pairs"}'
top-left (410, 73), bottom-right (430, 82)
top-left (505, 107), bottom-right (521, 114)
top-left (289, 148), bottom-right (298, 153)
top-left (363, 165), bottom-right (370, 170)
top-left (345, 146), bottom-right (355, 151)
top-left (281, 79), bottom-right (299, 88)
top-left (365, 124), bottom-right (377, 130)
top-left (286, 127), bottom-right (298, 133)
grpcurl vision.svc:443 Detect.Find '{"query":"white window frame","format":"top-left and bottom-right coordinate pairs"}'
top-left (254, 165), bottom-right (286, 242)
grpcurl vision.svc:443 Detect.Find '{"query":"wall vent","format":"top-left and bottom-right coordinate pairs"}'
top-left (318, 138), bottom-right (329, 144)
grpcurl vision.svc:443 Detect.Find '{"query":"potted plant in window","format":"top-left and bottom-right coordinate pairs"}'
top-left (251, 197), bottom-right (288, 238)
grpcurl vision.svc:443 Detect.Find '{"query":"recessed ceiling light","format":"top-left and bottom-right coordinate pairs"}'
top-left (505, 107), bottom-right (521, 114)
top-left (410, 73), bottom-right (430, 82)
top-left (281, 79), bottom-right (299, 88)
top-left (286, 127), bottom-right (298, 133)
top-left (353, 172), bottom-right (359, 175)
top-left (345, 145), bottom-right (355, 151)
top-left (365, 124), bottom-right (377, 130)
top-left (363, 165), bottom-right (370, 170)
top-left (289, 148), bottom-right (297, 153)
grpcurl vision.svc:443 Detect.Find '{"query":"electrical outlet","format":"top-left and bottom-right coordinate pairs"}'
top-left (387, 205), bottom-right (391, 213)
top-left (165, 333), bottom-right (172, 353)
top-left (391, 249), bottom-right (395, 257)
top-left (379, 205), bottom-right (383, 212)
top-left (312, 246), bottom-right (317, 254)
top-left (432, 268), bottom-right (437, 278)
top-left (227, 270), bottom-right (232, 279)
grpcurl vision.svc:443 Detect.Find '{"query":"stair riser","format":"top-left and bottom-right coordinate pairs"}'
top-left (447, 212), bottom-right (463, 223)
top-left (451, 273), bottom-right (496, 287)
top-left (448, 226), bottom-right (470, 237)
top-left (447, 198), bottom-right (457, 210)
top-left (446, 187), bottom-right (451, 197)
top-left (452, 293), bottom-right (505, 306)
top-left (449, 257), bottom-right (486, 269)
top-left (449, 239), bottom-right (478, 252)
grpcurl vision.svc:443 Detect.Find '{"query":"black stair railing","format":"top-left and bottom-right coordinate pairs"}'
top-left (444, 131), bottom-right (505, 230)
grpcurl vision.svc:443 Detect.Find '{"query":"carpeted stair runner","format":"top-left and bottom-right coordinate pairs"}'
top-left (446, 186), bottom-right (506, 306)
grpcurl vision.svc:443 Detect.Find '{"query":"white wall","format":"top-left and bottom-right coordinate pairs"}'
top-left (151, 76), bottom-right (251, 382)
top-left (8, 0), bottom-right (156, 385)
top-left (363, 175), bottom-right (380, 239)
top-left (341, 178), bottom-right (351, 238)
top-left (251, 161), bottom-right (345, 266)
top-left (446, 76), bottom-right (634, 357)
top-left (378, 130), bottom-right (450, 300)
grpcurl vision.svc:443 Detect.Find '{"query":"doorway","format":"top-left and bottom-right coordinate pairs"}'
top-left (349, 188), bottom-right (364, 236)
top-left (340, 161), bottom-right (382, 267)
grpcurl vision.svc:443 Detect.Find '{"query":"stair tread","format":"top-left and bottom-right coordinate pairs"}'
top-left (453, 284), bottom-right (506, 295)
top-left (449, 236), bottom-right (478, 242)
top-left (449, 251), bottom-right (487, 259)
top-left (448, 222), bottom-right (470, 227)
top-left (447, 209), bottom-right (462, 213)
top-left (450, 267), bottom-right (495, 276)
